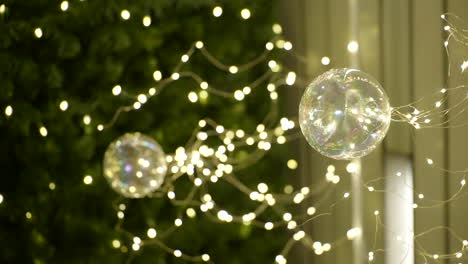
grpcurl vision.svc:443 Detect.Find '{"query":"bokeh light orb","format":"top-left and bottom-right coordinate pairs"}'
top-left (299, 68), bottom-right (391, 160)
top-left (103, 132), bottom-right (167, 198)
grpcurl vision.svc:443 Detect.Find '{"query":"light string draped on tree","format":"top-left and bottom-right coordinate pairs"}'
top-left (4, 0), bottom-right (468, 262)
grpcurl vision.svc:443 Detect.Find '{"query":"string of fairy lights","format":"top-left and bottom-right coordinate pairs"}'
top-left (2, 1), bottom-right (468, 263)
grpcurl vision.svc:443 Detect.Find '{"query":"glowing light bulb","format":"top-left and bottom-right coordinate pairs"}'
top-left (83, 175), bottom-right (93, 184)
top-left (257, 183), bottom-right (268, 193)
top-left (202, 254), bottom-right (210, 261)
top-left (143, 16), bottom-right (151, 27)
top-left (0, 4), bottom-right (5, 14)
top-left (321, 56), bottom-right (331, 65)
top-left (196, 41), bottom-right (204, 49)
top-left (234, 90), bottom-right (244, 101)
top-left (147, 228), bottom-right (157, 238)
top-left (112, 240), bottom-right (121, 248)
top-left (229, 66), bottom-right (238, 74)
top-left (34, 28), bottom-right (43, 38)
top-left (60, 1), bottom-right (69, 11)
top-left (188, 92), bottom-right (198, 103)
top-left (213, 6), bottom-right (223, 17)
top-left (272, 24), bottom-right (282, 34)
top-left (121, 10), bottom-right (130, 20)
top-left (284, 41), bottom-right (293, 50)
top-left (39, 126), bottom-right (48, 137)
top-left (287, 159), bottom-right (298, 169)
top-left (240, 8), bottom-right (251, 19)
top-left (171, 73), bottom-right (180, 80)
top-left (266, 42), bottom-right (274, 50)
top-left (347, 227), bottom-right (362, 240)
top-left (83, 115), bottom-right (91, 125)
top-left (153, 71), bottom-right (162, 81)
top-left (347, 41), bottom-right (359, 53)
top-left (4, 105), bottom-right (12, 117)
top-left (174, 250), bottom-right (182, 257)
top-left (112, 85), bottom-right (122, 96)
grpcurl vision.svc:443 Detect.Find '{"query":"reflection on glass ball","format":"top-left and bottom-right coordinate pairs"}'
top-left (103, 132), bottom-right (167, 198)
top-left (299, 68), bottom-right (391, 160)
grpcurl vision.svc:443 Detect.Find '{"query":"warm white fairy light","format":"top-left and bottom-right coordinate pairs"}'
top-left (265, 42), bottom-right (274, 50)
top-left (147, 228), bottom-right (157, 238)
top-left (60, 1), bottom-right (69, 11)
top-left (212, 6), bottom-right (223, 17)
top-left (167, 191), bottom-right (176, 200)
top-left (188, 92), bottom-right (198, 103)
top-left (174, 218), bottom-right (183, 226)
top-left (181, 54), bottom-right (190, 63)
top-left (39, 126), bottom-right (48, 137)
top-left (112, 239), bottom-right (121, 248)
top-left (34, 28), bottom-right (43, 38)
top-left (48, 182), bottom-right (56, 190)
top-left (277, 136), bottom-right (286, 144)
top-left (461, 61), bottom-right (468, 72)
top-left (117, 211), bottom-right (124, 219)
top-left (0, 4), bottom-right (5, 14)
top-left (282, 213), bottom-right (292, 221)
top-left (133, 102), bottom-right (141, 109)
top-left (287, 159), bottom-right (298, 169)
top-left (368, 186), bottom-right (375, 192)
top-left (284, 41), bottom-right (293, 50)
top-left (83, 175), bottom-right (93, 185)
top-left (293, 193), bottom-right (305, 204)
top-left (444, 41), bottom-right (449, 47)
top-left (0, 194), bottom-right (3, 204)
top-left (234, 90), bottom-right (245, 101)
top-left (112, 85), bottom-right (122, 96)
top-left (229, 66), bottom-right (238, 74)
top-left (137, 94), bottom-right (147, 104)
top-left (344, 192), bottom-right (350, 198)
top-left (195, 41), bottom-right (204, 49)
top-left (272, 24), bottom-right (282, 34)
top-left (257, 183), bottom-right (268, 194)
top-left (461, 179), bottom-right (466, 186)
top-left (426, 158), bottom-right (434, 165)
top-left (287, 221), bottom-right (297, 229)
top-left (82, 115), bottom-right (91, 125)
top-left (374, 210), bottom-right (379, 215)
top-left (435, 101), bottom-right (442, 108)
top-left (264, 222), bottom-right (274, 230)
top-left (347, 41), bottom-right (359, 53)
top-left (347, 227), bottom-right (362, 240)
top-left (121, 10), bottom-right (130, 20)
top-left (97, 124), bottom-right (104, 131)
top-left (241, 8), bottom-right (251, 19)
top-left (286, 72), bottom-right (296, 86)
top-left (202, 254), bottom-right (210, 261)
top-left (143, 16), bottom-right (151, 27)
top-left (171, 73), bottom-right (180, 80)
top-left (199, 90), bottom-right (209, 99)
top-left (4, 105), bottom-right (12, 117)
top-left (132, 244), bottom-right (140, 251)
top-left (275, 255), bottom-right (287, 264)
top-left (25, 212), bottom-right (32, 219)
top-left (321, 56), bottom-right (331, 65)
top-left (433, 254), bottom-right (439, 259)
top-left (153, 70), bottom-right (162, 81)
top-left (293, 230), bottom-right (305, 241)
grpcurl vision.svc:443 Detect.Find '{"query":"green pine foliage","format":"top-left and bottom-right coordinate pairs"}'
top-left (0, 0), bottom-right (293, 263)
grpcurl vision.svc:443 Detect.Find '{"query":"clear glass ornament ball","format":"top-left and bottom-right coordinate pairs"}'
top-left (103, 132), bottom-right (167, 198)
top-left (299, 68), bottom-right (391, 160)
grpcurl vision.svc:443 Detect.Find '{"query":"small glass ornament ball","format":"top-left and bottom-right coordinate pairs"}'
top-left (103, 132), bottom-right (167, 198)
top-left (299, 68), bottom-right (391, 160)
